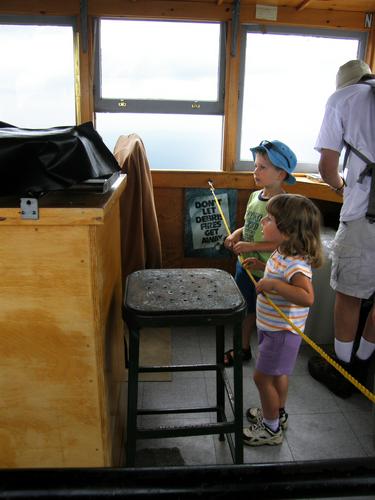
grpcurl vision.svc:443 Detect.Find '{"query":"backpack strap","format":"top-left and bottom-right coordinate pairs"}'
top-left (343, 141), bottom-right (375, 223)
top-left (341, 79), bottom-right (375, 222)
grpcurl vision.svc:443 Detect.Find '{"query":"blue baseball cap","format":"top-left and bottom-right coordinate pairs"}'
top-left (250, 140), bottom-right (297, 185)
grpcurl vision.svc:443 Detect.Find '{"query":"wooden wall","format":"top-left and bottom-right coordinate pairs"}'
top-left (151, 171), bottom-right (342, 270)
top-left (0, 0), bottom-right (367, 269)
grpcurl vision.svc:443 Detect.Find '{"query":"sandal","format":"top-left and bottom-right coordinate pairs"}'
top-left (224, 347), bottom-right (252, 367)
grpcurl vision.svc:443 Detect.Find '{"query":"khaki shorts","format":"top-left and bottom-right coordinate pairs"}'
top-left (330, 217), bottom-right (375, 299)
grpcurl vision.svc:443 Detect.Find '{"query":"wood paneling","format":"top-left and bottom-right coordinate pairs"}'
top-left (152, 172), bottom-right (342, 269)
top-left (0, 177), bottom-right (127, 468)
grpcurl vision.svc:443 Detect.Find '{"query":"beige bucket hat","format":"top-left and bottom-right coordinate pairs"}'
top-left (336, 59), bottom-right (372, 89)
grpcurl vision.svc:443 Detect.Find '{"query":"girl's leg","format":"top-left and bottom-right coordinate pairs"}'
top-left (253, 369), bottom-right (280, 420)
top-left (273, 374), bottom-right (288, 409)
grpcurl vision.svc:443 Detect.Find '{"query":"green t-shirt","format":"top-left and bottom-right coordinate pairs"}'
top-left (242, 190), bottom-right (271, 278)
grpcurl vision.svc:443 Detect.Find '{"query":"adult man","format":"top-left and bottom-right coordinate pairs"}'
top-left (308, 59), bottom-right (375, 398)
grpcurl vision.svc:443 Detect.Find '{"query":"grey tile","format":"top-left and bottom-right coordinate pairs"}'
top-left (171, 326), bottom-right (203, 365)
top-left (137, 382), bottom-right (144, 409)
top-left (243, 434), bottom-right (294, 463)
top-left (140, 324), bottom-right (374, 468)
top-left (141, 376), bottom-right (208, 410)
top-left (293, 344), bottom-right (316, 375)
top-left (286, 412), bottom-right (366, 461)
top-left (139, 412), bottom-right (211, 427)
top-left (287, 374), bottom-right (340, 414)
top-left (344, 409), bottom-right (375, 456)
top-left (333, 391), bottom-right (373, 413)
top-left (136, 416), bottom-right (219, 466)
top-left (213, 436), bottom-right (235, 465)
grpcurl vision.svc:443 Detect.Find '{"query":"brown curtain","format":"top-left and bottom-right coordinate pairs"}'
top-left (113, 134), bottom-right (162, 293)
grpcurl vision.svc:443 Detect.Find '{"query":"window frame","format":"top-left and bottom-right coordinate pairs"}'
top-left (235, 24), bottom-right (368, 172)
top-left (0, 14), bottom-right (76, 28)
top-left (94, 18), bottom-right (226, 116)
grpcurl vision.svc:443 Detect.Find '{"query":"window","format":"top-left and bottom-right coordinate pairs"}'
top-left (0, 16), bottom-right (76, 129)
top-left (237, 26), bottom-right (367, 172)
top-left (95, 19), bottom-right (225, 170)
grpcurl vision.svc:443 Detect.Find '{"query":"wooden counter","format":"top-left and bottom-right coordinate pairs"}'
top-left (152, 171), bottom-right (343, 203)
top-left (0, 175), bottom-right (127, 468)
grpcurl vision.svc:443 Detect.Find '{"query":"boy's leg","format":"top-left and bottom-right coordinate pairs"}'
top-left (224, 311), bottom-right (255, 363)
top-left (242, 312), bottom-right (256, 349)
top-left (224, 262), bottom-right (256, 366)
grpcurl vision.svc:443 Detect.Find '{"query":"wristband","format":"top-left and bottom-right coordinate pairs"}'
top-left (334, 177), bottom-right (346, 193)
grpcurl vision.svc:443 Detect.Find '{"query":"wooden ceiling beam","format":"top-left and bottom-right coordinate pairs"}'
top-left (296, 0), bottom-right (312, 11)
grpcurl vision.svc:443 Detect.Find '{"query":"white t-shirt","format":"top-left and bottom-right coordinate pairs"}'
top-left (315, 83), bottom-right (375, 222)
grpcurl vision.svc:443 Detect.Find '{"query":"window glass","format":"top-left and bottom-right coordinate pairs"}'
top-left (100, 20), bottom-right (221, 101)
top-left (96, 19), bottom-right (224, 170)
top-left (0, 23), bottom-right (75, 128)
top-left (97, 112), bottom-right (223, 170)
top-left (238, 30), bottom-right (362, 171)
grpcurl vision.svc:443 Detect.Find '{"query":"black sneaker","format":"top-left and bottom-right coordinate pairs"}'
top-left (308, 355), bottom-right (354, 398)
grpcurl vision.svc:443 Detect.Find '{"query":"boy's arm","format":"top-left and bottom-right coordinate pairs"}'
top-left (244, 240), bottom-right (279, 252)
top-left (224, 227), bottom-right (243, 249)
top-left (256, 272), bottom-right (314, 307)
top-left (233, 240), bottom-right (278, 255)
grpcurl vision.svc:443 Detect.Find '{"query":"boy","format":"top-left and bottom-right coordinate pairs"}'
top-left (223, 140), bottom-right (297, 366)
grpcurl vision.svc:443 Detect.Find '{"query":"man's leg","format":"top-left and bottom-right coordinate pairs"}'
top-left (334, 291), bottom-right (362, 342)
top-left (334, 291), bottom-right (361, 362)
top-left (351, 302), bottom-right (375, 386)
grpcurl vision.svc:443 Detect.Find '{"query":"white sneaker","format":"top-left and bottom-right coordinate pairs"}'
top-left (243, 422), bottom-right (283, 446)
top-left (246, 407), bottom-right (288, 430)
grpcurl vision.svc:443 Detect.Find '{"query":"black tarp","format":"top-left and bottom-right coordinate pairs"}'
top-left (0, 121), bottom-right (120, 196)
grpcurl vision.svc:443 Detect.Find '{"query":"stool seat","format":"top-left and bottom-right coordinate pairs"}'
top-left (123, 268), bottom-right (247, 466)
top-left (125, 268), bottom-right (246, 327)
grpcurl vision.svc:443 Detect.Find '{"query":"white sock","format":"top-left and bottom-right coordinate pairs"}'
top-left (263, 417), bottom-right (279, 432)
top-left (355, 337), bottom-right (375, 361)
top-left (334, 339), bottom-right (354, 363)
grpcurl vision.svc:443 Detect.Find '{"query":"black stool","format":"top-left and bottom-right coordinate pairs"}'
top-left (123, 268), bottom-right (247, 466)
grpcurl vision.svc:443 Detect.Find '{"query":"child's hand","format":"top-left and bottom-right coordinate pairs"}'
top-left (242, 257), bottom-right (265, 271)
top-left (224, 231), bottom-right (242, 250)
top-left (232, 241), bottom-right (254, 255)
top-left (256, 278), bottom-right (278, 295)
top-left (224, 234), bottom-right (235, 250)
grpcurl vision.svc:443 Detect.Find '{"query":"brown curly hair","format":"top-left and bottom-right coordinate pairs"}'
top-left (266, 193), bottom-right (323, 268)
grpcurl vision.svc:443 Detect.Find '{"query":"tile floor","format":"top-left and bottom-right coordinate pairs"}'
top-left (135, 326), bottom-right (375, 467)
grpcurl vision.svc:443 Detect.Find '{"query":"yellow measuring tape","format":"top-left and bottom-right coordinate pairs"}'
top-left (208, 181), bottom-right (375, 404)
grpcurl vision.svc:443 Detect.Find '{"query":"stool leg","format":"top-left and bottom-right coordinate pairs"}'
top-left (126, 327), bottom-right (140, 467)
top-left (233, 322), bottom-right (244, 464)
top-left (216, 325), bottom-right (225, 441)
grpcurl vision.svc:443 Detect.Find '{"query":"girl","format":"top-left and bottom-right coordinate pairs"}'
top-left (242, 193), bottom-right (323, 446)
top-left (223, 140), bottom-right (297, 367)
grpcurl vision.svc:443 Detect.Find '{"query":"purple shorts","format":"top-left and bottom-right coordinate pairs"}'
top-left (256, 329), bottom-right (302, 376)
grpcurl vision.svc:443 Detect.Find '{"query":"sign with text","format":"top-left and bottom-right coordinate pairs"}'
top-left (184, 188), bottom-right (237, 258)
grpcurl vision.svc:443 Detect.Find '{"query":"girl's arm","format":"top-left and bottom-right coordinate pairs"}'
top-left (242, 257), bottom-right (266, 271)
top-left (256, 272), bottom-right (314, 307)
